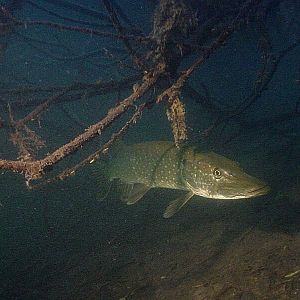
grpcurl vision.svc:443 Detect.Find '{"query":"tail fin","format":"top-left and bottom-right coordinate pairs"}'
top-left (89, 139), bottom-right (127, 200)
top-left (89, 154), bottom-right (112, 201)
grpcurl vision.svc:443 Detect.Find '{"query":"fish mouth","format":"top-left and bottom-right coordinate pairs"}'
top-left (247, 184), bottom-right (270, 196)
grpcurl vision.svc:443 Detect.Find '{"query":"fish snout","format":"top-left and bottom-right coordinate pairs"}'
top-left (236, 173), bottom-right (270, 198)
top-left (246, 184), bottom-right (270, 196)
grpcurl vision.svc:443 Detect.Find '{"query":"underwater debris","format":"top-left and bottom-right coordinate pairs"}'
top-left (284, 269), bottom-right (300, 278)
top-left (0, 0), bottom-right (292, 191)
top-left (166, 95), bottom-right (187, 147)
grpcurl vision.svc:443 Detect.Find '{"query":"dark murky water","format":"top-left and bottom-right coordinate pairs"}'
top-left (0, 1), bottom-right (300, 299)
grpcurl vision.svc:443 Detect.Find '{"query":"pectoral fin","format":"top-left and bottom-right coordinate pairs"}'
top-left (120, 183), bottom-right (150, 205)
top-left (163, 191), bottom-right (194, 218)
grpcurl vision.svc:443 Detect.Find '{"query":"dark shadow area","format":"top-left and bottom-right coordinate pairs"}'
top-left (0, 0), bottom-right (300, 299)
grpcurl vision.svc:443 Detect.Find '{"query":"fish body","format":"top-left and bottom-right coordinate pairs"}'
top-left (109, 141), bottom-right (190, 190)
top-left (104, 141), bottom-right (270, 217)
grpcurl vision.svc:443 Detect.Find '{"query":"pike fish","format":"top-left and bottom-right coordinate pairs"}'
top-left (100, 141), bottom-right (270, 218)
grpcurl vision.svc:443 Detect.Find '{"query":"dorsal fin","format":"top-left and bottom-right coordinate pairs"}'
top-left (107, 139), bottom-right (127, 158)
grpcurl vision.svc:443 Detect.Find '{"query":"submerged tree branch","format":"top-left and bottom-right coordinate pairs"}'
top-left (0, 0), bottom-right (296, 187)
top-left (0, 63), bottom-right (164, 180)
top-left (0, 6), bottom-right (148, 42)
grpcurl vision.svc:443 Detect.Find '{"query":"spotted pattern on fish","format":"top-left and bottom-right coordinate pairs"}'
top-left (104, 140), bottom-right (270, 217)
top-left (109, 142), bottom-right (188, 189)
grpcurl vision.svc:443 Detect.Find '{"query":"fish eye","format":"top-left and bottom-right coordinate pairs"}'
top-left (213, 168), bottom-right (222, 179)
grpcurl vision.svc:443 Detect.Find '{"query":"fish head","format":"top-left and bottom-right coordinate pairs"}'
top-left (182, 150), bottom-right (270, 199)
